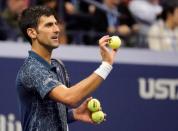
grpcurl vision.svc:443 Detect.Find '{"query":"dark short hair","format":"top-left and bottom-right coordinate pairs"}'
top-left (19, 6), bottom-right (59, 44)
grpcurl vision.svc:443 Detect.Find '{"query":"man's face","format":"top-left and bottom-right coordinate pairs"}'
top-left (36, 15), bottom-right (60, 49)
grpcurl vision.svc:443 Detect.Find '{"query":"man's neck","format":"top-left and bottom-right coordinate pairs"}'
top-left (31, 43), bottom-right (52, 64)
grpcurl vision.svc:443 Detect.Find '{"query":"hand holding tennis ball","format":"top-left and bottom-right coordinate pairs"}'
top-left (87, 98), bottom-right (101, 112)
top-left (108, 36), bottom-right (121, 49)
top-left (91, 111), bottom-right (105, 124)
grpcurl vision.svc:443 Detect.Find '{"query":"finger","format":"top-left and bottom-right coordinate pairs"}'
top-left (100, 41), bottom-right (109, 47)
top-left (88, 118), bottom-right (94, 124)
top-left (83, 97), bottom-right (93, 107)
top-left (100, 42), bottom-right (110, 52)
top-left (86, 97), bottom-right (93, 102)
top-left (99, 35), bottom-right (110, 45)
top-left (111, 49), bottom-right (117, 58)
top-left (99, 35), bottom-right (109, 42)
top-left (99, 36), bottom-right (108, 44)
top-left (100, 46), bottom-right (109, 54)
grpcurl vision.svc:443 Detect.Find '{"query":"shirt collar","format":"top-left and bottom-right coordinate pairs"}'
top-left (29, 51), bottom-right (53, 69)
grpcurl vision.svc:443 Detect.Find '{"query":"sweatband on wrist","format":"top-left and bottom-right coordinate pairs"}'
top-left (94, 61), bottom-right (113, 80)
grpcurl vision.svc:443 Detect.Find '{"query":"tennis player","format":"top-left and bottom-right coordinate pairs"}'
top-left (16, 6), bottom-right (117, 131)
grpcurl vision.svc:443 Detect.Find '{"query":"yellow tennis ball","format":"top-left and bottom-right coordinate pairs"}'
top-left (108, 36), bottom-right (121, 49)
top-left (87, 99), bottom-right (101, 112)
top-left (91, 111), bottom-right (105, 124)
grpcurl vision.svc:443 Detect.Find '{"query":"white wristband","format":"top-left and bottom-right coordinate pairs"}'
top-left (94, 61), bottom-right (113, 80)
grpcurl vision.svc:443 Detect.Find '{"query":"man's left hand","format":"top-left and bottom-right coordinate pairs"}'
top-left (73, 97), bottom-right (94, 124)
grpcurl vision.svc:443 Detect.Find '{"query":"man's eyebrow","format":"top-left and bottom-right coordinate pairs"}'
top-left (44, 21), bottom-right (58, 26)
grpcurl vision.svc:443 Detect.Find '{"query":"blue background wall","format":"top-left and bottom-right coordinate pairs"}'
top-left (0, 57), bottom-right (178, 131)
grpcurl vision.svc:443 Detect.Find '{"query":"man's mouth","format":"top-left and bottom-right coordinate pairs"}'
top-left (51, 36), bottom-right (58, 40)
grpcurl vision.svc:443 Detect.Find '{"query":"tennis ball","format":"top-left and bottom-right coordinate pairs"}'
top-left (108, 36), bottom-right (121, 49)
top-left (91, 111), bottom-right (105, 124)
top-left (87, 98), bottom-right (101, 112)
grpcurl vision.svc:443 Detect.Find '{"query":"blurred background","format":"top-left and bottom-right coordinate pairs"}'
top-left (0, 0), bottom-right (178, 50)
top-left (0, 0), bottom-right (178, 131)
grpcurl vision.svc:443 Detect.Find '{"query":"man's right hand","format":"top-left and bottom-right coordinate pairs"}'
top-left (98, 35), bottom-right (117, 65)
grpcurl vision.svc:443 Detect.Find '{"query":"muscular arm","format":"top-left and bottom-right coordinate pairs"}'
top-left (49, 35), bottom-right (117, 107)
top-left (49, 73), bottom-right (103, 106)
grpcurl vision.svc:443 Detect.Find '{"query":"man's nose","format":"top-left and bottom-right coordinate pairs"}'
top-left (53, 24), bottom-right (60, 33)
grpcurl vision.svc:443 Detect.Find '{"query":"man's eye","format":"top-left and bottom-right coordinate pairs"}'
top-left (46, 23), bottom-right (53, 27)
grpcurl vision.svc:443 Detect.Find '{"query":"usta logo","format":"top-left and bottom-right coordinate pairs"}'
top-left (138, 78), bottom-right (178, 100)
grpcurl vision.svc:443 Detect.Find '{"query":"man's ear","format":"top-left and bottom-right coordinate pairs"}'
top-left (27, 28), bottom-right (37, 39)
